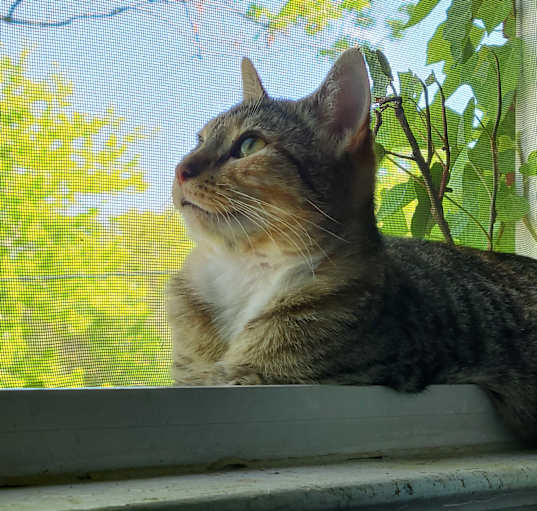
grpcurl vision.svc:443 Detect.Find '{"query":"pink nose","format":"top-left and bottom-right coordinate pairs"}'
top-left (175, 161), bottom-right (202, 184)
top-left (175, 163), bottom-right (188, 185)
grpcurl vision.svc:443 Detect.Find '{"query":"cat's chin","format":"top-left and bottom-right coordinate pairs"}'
top-left (181, 199), bottom-right (211, 216)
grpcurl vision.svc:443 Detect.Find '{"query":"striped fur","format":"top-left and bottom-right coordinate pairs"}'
top-left (167, 49), bottom-right (537, 442)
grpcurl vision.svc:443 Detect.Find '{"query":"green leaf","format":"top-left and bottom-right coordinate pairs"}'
top-left (363, 47), bottom-right (392, 98)
top-left (377, 180), bottom-right (416, 221)
top-left (374, 142), bottom-right (386, 161)
top-left (341, 0), bottom-right (370, 10)
top-left (471, 0), bottom-right (484, 15)
top-left (398, 71), bottom-right (422, 101)
top-left (498, 135), bottom-right (515, 151)
top-left (503, 12), bottom-right (516, 39)
top-left (376, 49), bottom-right (393, 81)
top-left (425, 71), bottom-right (435, 86)
top-left (520, 150), bottom-right (537, 176)
top-left (476, 0), bottom-right (512, 33)
top-left (404, 0), bottom-right (442, 29)
top-left (457, 97), bottom-right (475, 147)
top-left (379, 207), bottom-right (409, 237)
top-left (444, 0), bottom-right (472, 63)
top-left (410, 163), bottom-right (443, 239)
top-left (496, 183), bottom-right (529, 222)
top-left (427, 22), bottom-right (450, 65)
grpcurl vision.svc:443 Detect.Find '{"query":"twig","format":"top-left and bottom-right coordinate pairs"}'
top-left (420, 79), bottom-right (434, 166)
top-left (2, 0), bottom-right (175, 27)
top-left (443, 195), bottom-right (491, 242)
top-left (386, 155), bottom-right (489, 242)
top-left (488, 51), bottom-right (502, 251)
top-left (373, 108), bottom-right (383, 138)
top-left (391, 96), bottom-right (454, 244)
top-left (182, 0), bottom-right (202, 59)
top-left (7, 0), bottom-right (23, 18)
top-left (435, 79), bottom-right (451, 200)
top-left (385, 150), bottom-right (415, 161)
top-left (468, 160), bottom-right (493, 202)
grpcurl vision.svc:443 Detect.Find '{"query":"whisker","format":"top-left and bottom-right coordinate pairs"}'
top-left (215, 189), bottom-right (316, 274)
top-left (305, 198), bottom-right (340, 225)
top-left (218, 184), bottom-right (349, 244)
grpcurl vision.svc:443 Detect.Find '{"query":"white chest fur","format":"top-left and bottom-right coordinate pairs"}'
top-left (187, 247), bottom-right (314, 340)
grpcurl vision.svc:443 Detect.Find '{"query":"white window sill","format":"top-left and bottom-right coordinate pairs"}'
top-left (4, 451), bottom-right (537, 510)
top-left (1, 384), bottom-right (521, 484)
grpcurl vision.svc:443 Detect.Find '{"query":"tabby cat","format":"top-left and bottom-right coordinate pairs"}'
top-left (167, 48), bottom-right (537, 442)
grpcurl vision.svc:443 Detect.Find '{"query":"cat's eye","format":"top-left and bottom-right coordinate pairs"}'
top-left (235, 136), bottom-right (266, 158)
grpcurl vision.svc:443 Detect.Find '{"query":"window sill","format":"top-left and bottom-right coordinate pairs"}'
top-left (4, 451), bottom-right (537, 510)
top-left (1, 384), bottom-right (522, 485)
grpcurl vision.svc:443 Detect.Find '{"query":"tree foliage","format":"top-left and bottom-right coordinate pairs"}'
top-left (1, 0), bottom-right (535, 387)
top-left (0, 52), bottom-right (192, 387)
top-left (249, 0), bottom-right (535, 252)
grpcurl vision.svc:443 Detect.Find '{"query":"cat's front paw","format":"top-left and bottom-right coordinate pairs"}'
top-left (209, 363), bottom-right (264, 386)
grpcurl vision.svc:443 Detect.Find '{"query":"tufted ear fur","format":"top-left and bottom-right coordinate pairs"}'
top-left (305, 48), bottom-right (371, 152)
top-left (241, 57), bottom-right (267, 102)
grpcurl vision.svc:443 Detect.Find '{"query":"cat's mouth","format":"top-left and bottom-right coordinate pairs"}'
top-left (181, 199), bottom-right (212, 215)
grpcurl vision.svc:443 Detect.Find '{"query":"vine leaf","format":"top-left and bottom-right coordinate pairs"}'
top-left (520, 150), bottom-right (537, 176)
top-left (404, 0), bottom-right (442, 29)
top-left (411, 162), bottom-right (443, 238)
top-left (377, 180), bottom-right (417, 221)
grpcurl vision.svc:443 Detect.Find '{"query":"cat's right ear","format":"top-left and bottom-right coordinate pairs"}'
top-left (304, 48), bottom-right (371, 152)
top-left (241, 57), bottom-right (267, 102)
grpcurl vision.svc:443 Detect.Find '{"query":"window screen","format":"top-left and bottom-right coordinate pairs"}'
top-left (1, 0), bottom-right (534, 388)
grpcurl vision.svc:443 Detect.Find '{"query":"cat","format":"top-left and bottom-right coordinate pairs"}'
top-left (167, 48), bottom-right (537, 443)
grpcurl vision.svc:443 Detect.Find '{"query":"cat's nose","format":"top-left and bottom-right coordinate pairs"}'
top-left (175, 161), bottom-right (202, 184)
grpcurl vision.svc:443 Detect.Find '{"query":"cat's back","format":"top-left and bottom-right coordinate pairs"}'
top-left (383, 235), bottom-right (537, 295)
top-left (377, 236), bottom-right (537, 343)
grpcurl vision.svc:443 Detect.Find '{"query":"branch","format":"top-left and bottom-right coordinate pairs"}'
top-left (385, 150), bottom-right (415, 161)
top-left (443, 195), bottom-right (491, 242)
top-left (435, 79), bottom-right (451, 201)
top-left (488, 51), bottom-right (502, 251)
top-left (420, 79), bottom-right (434, 166)
top-left (7, 0), bottom-right (23, 18)
top-left (386, 155), bottom-right (489, 243)
top-left (391, 96), bottom-right (454, 244)
top-left (182, 0), bottom-right (202, 59)
top-left (373, 108), bottom-right (383, 138)
top-left (2, 0), bottom-right (175, 27)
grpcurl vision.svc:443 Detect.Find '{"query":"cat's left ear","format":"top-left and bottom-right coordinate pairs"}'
top-left (241, 57), bottom-right (267, 102)
top-left (305, 48), bottom-right (371, 151)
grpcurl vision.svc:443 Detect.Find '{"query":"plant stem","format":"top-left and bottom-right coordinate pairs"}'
top-left (385, 150), bottom-right (415, 161)
top-left (373, 108), bottom-right (383, 138)
top-left (435, 79), bottom-right (451, 201)
top-left (420, 79), bottom-right (434, 166)
top-left (443, 195), bottom-right (492, 242)
top-left (392, 97), bottom-right (454, 244)
top-left (386, 155), bottom-right (489, 243)
top-left (488, 51), bottom-right (502, 251)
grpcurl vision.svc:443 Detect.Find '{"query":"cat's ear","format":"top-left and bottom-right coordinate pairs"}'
top-left (305, 48), bottom-right (371, 150)
top-left (241, 57), bottom-right (267, 102)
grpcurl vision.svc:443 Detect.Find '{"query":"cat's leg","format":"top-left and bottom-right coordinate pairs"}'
top-left (203, 308), bottom-right (325, 385)
top-left (166, 274), bottom-right (226, 385)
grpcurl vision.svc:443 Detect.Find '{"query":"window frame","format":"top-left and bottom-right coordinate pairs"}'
top-left (0, 384), bottom-right (519, 484)
top-left (515, 0), bottom-right (537, 257)
top-left (2, 0), bottom-right (536, 490)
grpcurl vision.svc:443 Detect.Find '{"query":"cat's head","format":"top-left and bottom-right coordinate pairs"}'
top-left (172, 48), bottom-right (378, 259)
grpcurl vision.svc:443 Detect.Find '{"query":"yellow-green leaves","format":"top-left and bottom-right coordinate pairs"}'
top-left (247, 0), bottom-right (370, 36)
top-left (0, 52), bottom-right (192, 388)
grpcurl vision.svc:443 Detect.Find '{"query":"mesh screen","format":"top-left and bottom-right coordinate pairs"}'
top-left (1, 0), bottom-right (535, 387)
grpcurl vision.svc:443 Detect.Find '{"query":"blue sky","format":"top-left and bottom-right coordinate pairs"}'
top-left (2, 0), bottom-right (457, 217)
